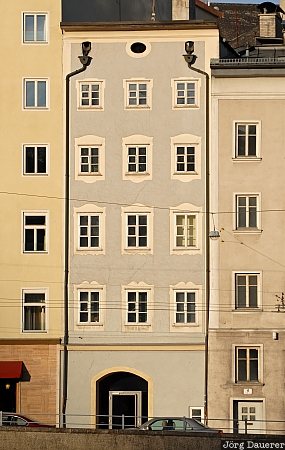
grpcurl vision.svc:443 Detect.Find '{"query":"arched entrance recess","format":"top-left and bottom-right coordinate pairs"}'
top-left (96, 371), bottom-right (148, 429)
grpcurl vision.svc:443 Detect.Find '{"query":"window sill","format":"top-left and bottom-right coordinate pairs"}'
top-left (234, 381), bottom-right (264, 386)
top-left (22, 330), bottom-right (47, 333)
top-left (173, 104), bottom-right (199, 110)
top-left (232, 157), bottom-right (262, 162)
top-left (125, 105), bottom-right (151, 110)
top-left (233, 228), bottom-right (262, 234)
top-left (76, 322), bottom-right (103, 327)
top-left (123, 247), bottom-right (152, 254)
top-left (174, 171), bottom-right (198, 176)
top-left (23, 251), bottom-right (48, 254)
top-left (123, 324), bottom-right (151, 332)
top-left (77, 106), bottom-right (103, 111)
top-left (233, 308), bottom-right (262, 312)
top-left (23, 173), bottom-right (48, 176)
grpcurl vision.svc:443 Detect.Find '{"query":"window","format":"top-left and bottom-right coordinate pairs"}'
top-left (174, 291), bottom-right (196, 324)
top-left (174, 214), bottom-right (196, 248)
top-left (23, 13), bottom-right (47, 43)
top-left (78, 214), bottom-right (100, 249)
top-left (126, 291), bottom-right (148, 324)
top-left (236, 195), bottom-right (259, 229)
top-left (175, 145), bottom-right (195, 172)
top-left (22, 291), bottom-right (46, 332)
top-left (235, 347), bottom-right (260, 382)
top-left (127, 146), bottom-right (147, 173)
top-left (123, 135), bottom-right (152, 182)
top-left (189, 407), bottom-right (204, 424)
top-left (23, 145), bottom-right (47, 175)
top-left (79, 147), bottom-right (99, 174)
top-left (125, 80), bottom-right (152, 109)
top-left (78, 290), bottom-right (100, 323)
top-left (78, 81), bottom-right (104, 109)
top-left (23, 213), bottom-right (47, 252)
top-left (235, 273), bottom-right (259, 309)
top-left (126, 214), bottom-right (148, 248)
top-left (24, 79), bottom-right (47, 108)
top-left (172, 79), bottom-right (198, 108)
top-left (235, 123), bottom-right (258, 158)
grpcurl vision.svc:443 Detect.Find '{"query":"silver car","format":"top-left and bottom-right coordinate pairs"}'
top-left (138, 417), bottom-right (222, 434)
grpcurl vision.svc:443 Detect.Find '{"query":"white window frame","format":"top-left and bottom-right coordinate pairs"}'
top-left (234, 345), bottom-right (262, 383)
top-left (171, 78), bottom-right (200, 109)
top-left (124, 79), bottom-right (153, 109)
top-left (173, 290), bottom-right (197, 325)
top-left (23, 78), bottom-right (48, 109)
top-left (74, 205), bottom-right (105, 255)
top-left (78, 214), bottom-right (101, 250)
top-left (74, 283), bottom-right (105, 330)
top-left (22, 12), bottom-right (48, 44)
top-left (78, 289), bottom-right (101, 324)
top-left (122, 135), bottom-right (153, 182)
top-left (22, 289), bottom-right (47, 333)
top-left (77, 80), bottom-right (105, 110)
top-left (122, 283), bottom-right (153, 331)
top-left (171, 134), bottom-right (201, 182)
top-left (170, 205), bottom-right (201, 254)
top-left (233, 272), bottom-right (261, 310)
top-left (189, 407), bottom-right (205, 424)
top-left (122, 206), bottom-right (153, 254)
top-left (75, 135), bottom-right (105, 183)
top-left (234, 193), bottom-right (261, 232)
top-left (23, 144), bottom-right (49, 175)
top-left (126, 290), bottom-right (149, 324)
top-left (233, 121), bottom-right (261, 160)
top-left (22, 212), bottom-right (48, 253)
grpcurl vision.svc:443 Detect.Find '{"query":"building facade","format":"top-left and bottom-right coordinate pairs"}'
top-left (0, 1), bottom-right (63, 423)
top-left (208, 4), bottom-right (285, 434)
top-left (61, 0), bottom-right (219, 427)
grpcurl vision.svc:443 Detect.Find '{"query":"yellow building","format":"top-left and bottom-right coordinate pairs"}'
top-left (0, 1), bottom-right (63, 424)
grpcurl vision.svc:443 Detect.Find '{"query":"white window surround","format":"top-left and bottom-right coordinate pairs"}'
top-left (74, 204), bottom-right (105, 255)
top-left (75, 135), bottom-right (105, 182)
top-left (171, 134), bottom-right (201, 182)
top-left (189, 407), bottom-right (205, 424)
top-left (22, 12), bottom-right (48, 44)
top-left (22, 143), bottom-right (49, 176)
top-left (170, 282), bottom-right (202, 332)
top-left (170, 204), bottom-right (202, 255)
top-left (233, 193), bottom-right (261, 234)
top-left (21, 288), bottom-right (48, 333)
top-left (232, 271), bottom-right (262, 311)
top-left (23, 78), bottom-right (49, 110)
top-left (74, 282), bottom-right (105, 330)
top-left (123, 79), bottom-right (153, 110)
top-left (77, 79), bottom-right (105, 110)
top-left (122, 135), bottom-right (153, 182)
top-left (122, 282), bottom-right (153, 331)
top-left (232, 120), bottom-right (261, 161)
top-left (171, 77), bottom-right (200, 110)
top-left (125, 40), bottom-right (151, 58)
top-left (22, 211), bottom-right (48, 254)
top-left (232, 344), bottom-right (263, 384)
top-left (121, 205), bottom-right (153, 255)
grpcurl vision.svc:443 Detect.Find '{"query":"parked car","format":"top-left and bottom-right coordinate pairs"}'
top-left (137, 417), bottom-right (222, 434)
top-left (0, 413), bottom-right (54, 428)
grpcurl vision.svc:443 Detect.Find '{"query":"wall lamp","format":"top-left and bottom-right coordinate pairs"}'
top-left (183, 40), bottom-right (197, 67)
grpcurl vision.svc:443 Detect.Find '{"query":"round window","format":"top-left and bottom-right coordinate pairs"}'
top-left (130, 42), bottom-right (147, 54)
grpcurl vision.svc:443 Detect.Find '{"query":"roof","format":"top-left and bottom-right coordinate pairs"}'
top-left (211, 3), bottom-right (260, 48)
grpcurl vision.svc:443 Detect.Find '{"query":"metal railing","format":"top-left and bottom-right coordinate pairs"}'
top-left (211, 57), bottom-right (285, 66)
top-left (2, 412), bottom-right (285, 435)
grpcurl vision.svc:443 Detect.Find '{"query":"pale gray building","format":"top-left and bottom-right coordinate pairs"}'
top-left (61, 0), bottom-right (220, 428)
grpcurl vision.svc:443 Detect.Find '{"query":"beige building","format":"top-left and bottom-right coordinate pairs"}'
top-left (0, 1), bottom-right (63, 423)
top-left (208, 4), bottom-right (285, 434)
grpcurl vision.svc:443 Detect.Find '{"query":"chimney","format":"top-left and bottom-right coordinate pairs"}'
top-left (172, 0), bottom-right (189, 20)
top-left (257, 3), bottom-right (283, 38)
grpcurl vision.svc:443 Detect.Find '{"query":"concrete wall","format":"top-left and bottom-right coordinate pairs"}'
top-left (0, 428), bottom-right (221, 450)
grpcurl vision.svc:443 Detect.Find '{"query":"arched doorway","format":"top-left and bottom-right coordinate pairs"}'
top-left (97, 371), bottom-right (148, 429)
